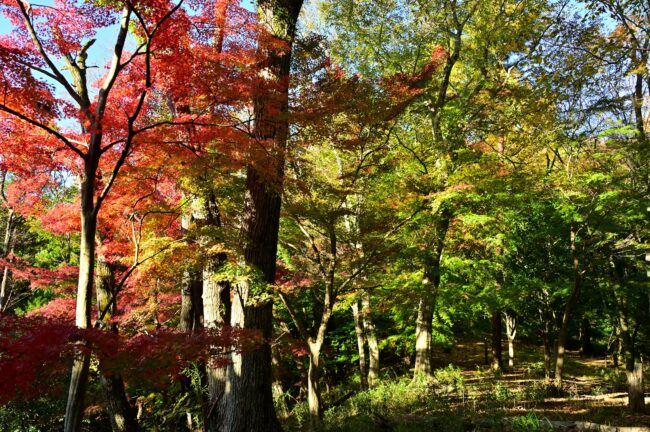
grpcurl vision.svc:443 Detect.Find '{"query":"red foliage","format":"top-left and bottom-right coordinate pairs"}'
top-left (0, 315), bottom-right (261, 404)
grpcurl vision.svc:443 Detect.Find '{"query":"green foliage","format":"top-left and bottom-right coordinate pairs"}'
top-left (510, 413), bottom-right (554, 432)
top-left (0, 399), bottom-right (65, 432)
top-left (14, 289), bottom-right (54, 315)
top-left (318, 380), bottom-right (445, 432)
top-left (136, 363), bottom-right (206, 431)
top-left (433, 364), bottom-right (465, 396)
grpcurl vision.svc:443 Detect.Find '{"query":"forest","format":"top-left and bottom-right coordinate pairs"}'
top-left (0, 0), bottom-right (649, 431)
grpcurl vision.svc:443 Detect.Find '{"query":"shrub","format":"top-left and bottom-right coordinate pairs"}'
top-left (510, 413), bottom-right (554, 432)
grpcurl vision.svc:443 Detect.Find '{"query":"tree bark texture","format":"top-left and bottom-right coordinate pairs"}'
top-left (307, 344), bottom-right (322, 431)
top-left (579, 316), bottom-right (593, 357)
top-left (95, 251), bottom-right (139, 432)
top-left (215, 2), bottom-right (303, 431)
top-left (413, 213), bottom-right (450, 380)
top-left (362, 291), bottom-right (379, 386)
top-left (613, 259), bottom-right (646, 413)
top-left (352, 300), bottom-right (368, 389)
top-left (555, 225), bottom-right (582, 388)
top-left (504, 312), bottom-right (516, 368)
top-left (0, 208), bottom-right (15, 312)
top-left (65, 194), bottom-right (97, 432)
top-left (491, 310), bottom-right (503, 372)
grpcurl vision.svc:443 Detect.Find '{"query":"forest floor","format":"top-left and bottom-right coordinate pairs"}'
top-left (433, 340), bottom-right (650, 428)
top-left (304, 339), bottom-right (650, 431)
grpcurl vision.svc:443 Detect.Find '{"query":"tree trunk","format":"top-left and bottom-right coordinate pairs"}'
top-left (271, 345), bottom-right (289, 420)
top-left (179, 213), bottom-right (203, 333)
top-left (362, 291), bottom-right (379, 386)
top-left (64, 199), bottom-right (96, 432)
top-left (95, 251), bottom-right (139, 432)
top-left (413, 213), bottom-right (449, 381)
top-left (555, 224), bottom-right (582, 388)
top-left (351, 300), bottom-right (368, 389)
top-left (542, 315), bottom-right (552, 381)
top-left (579, 316), bottom-right (593, 357)
top-left (626, 356), bottom-right (645, 413)
top-left (99, 373), bottom-right (139, 432)
top-left (613, 260), bottom-right (645, 414)
top-left (307, 344), bottom-right (322, 431)
top-left (414, 296), bottom-right (434, 379)
top-left (216, 291), bottom-right (278, 432)
top-left (504, 312), bottom-right (516, 369)
top-left (491, 310), bottom-right (503, 372)
top-left (620, 316), bottom-right (645, 413)
top-left (215, 2), bottom-right (302, 431)
top-left (179, 268), bottom-right (202, 332)
top-left (0, 208), bottom-right (15, 312)
top-left (203, 253), bottom-right (230, 429)
top-left (614, 326), bottom-right (621, 367)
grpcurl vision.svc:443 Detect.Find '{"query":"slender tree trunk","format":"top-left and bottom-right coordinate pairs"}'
top-left (542, 314), bottom-right (552, 381)
top-left (65, 196), bottom-right (96, 432)
top-left (579, 316), bottom-right (593, 357)
top-left (555, 224), bottom-right (582, 388)
top-left (362, 291), bottom-right (379, 386)
top-left (614, 326), bottom-right (621, 367)
top-left (307, 343), bottom-right (323, 432)
top-left (351, 300), bottom-right (368, 389)
top-left (491, 310), bottom-right (503, 372)
top-left (0, 208), bottom-right (15, 312)
top-left (215, 2), bottom-right (302, 431)
top-left (504, 312), bottom-right (516, 369)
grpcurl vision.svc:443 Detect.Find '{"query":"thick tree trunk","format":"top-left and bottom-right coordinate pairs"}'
top-left (179, 268), bottom-right (202, 332)
top-left (626, 357), bottom-right (645, 413)
top-left (414, 296), bottom-right (434, 379)
top-left (271, 345), bottom-right (289, 420)
top-left (216, 292), bottom-right (278, 432)
top-left (504, 312), bottom-right (516, 369)
top-left (491, 310), bottom-right (503, 372)
top-left (362, 291), bottom-right (379, 386)
top-left (99, 373), bottom-right (139, 432)
top-left (413, 214), bottom-right (449, 381)
top-left (614, 262), bottom-right (645, 413)
top-left (95, 253), bottom-right (138, 432)
top-left (215, 2), bottom-right (302, 431)
top-left (555, 225), bottom-right (582, 388)
top-left (351, 300), bottom-right (368, 389)
top-left (620, 319), bottom-right (645, 413)
top-left (203, 254), bottom-right (230, 430)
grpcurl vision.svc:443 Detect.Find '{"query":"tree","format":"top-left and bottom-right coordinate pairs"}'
top-left (0, 0), bottom-right (228, 428)
top-left (214, 1), bottom-right (304, 431)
